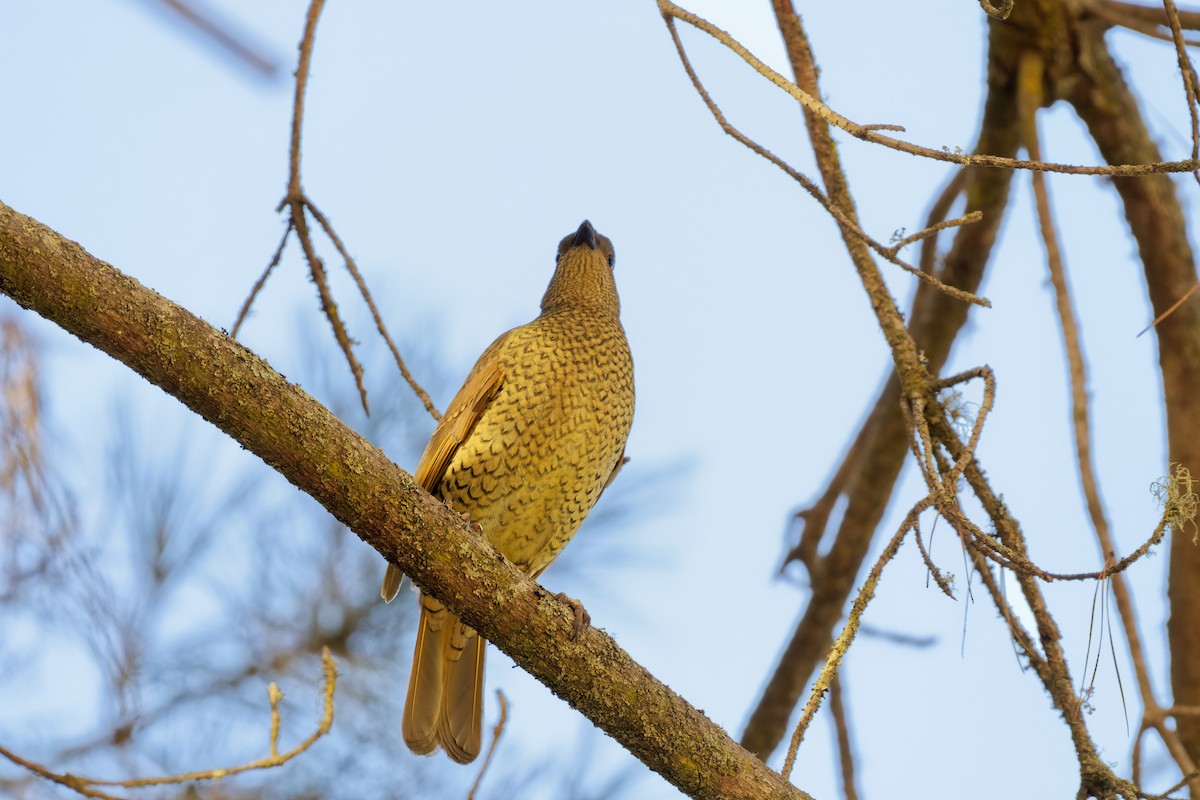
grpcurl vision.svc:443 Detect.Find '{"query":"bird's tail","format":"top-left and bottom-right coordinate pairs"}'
top-left (402, 592), bottom-right (485, 764)
top-left (402, 593), bottom-right (444, 755)
top-left (381, 563), bottom-right (404, 602)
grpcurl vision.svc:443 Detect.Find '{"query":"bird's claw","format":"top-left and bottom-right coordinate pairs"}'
top-left (555, 592), bottom-right (590, 639)
top-left (459, 510), bottom-right (484, 535)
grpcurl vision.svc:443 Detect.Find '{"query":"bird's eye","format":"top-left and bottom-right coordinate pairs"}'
top-left (607, 254), bottom-right (615, 269)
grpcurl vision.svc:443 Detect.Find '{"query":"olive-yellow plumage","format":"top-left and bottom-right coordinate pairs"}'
top-left (381, 220), bottom-right (634, 764)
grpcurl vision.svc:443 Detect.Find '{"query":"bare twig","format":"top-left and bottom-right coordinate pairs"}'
top-left (1168, 706), bottom-right (1200, 718)
top-left (1105, 0), bottom-right (1200, 30)
top-left (932, 366), bottom-right (996, 490)
top-left (909, 459), bottom-right (1180, 587)
top-left (661, 14), bottom-right (990, 309)
top-left (1137, 769), bottom-right (1200, 800)
top-left (858, 625), bottom-right (937, 648)
top-left (467, 690), bottom-right (509, 800)
top-left (901, 394), bottom-right (940, 495)
top-left (956, 507), bottom-right (1049, 678)
top-left (888, 213), bottom-right (983, 254)
top-left (1023, 51), bottom-right (1144, 721)
top-left (268, 681), bottom-right (283, 758)
top-left (779, 445), bottom-right (860, 575)
top-left (916, 168), bottom-right (969, 277)
top-left (231, 223), bottom-right (290, 338)
top-left (278, 0), bottom-right (368, 413)
top-left (781, 502), bottom-right (925, 780)
top-left (913, 517), bottom-right (956, 598)
top-left (1093, 3), bottom-right (1200, 47)
top-left (305, 202), bottom-right (440, 419)
top-left (231, 0), bottom-right (441, 420)
top-left (1020, 47), bottom-right (1118, 565)
top-left (980, 0), bottom-right (1015, 20)
top-left (1160, 0), bottom-right (1200, 184)
top-left (292, 200), bottom-right (370, 410)
top-left (659, 0), bottom-right (1200, 177)
top-left (1137, 281), bottom-right (1199, 336)
top-left (827, 675), bottom-right (860, 800)
top-left (147, 0), bottom-right (281, 77)
top-left (0, 648), bottom-right (337, 799)
top-left (0, 744), bottom-right (124, 800)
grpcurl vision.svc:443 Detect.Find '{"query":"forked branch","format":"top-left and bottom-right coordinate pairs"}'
top-left (231, 0), bottom-right (440, 420)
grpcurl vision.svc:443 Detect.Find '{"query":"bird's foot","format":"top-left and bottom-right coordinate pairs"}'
top-left (459, 510), bottom-right (484, 535)
top-left (555, 592), bottom-right (590, 639)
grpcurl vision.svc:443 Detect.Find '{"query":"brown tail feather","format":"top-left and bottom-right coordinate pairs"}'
top-left (437, 619), bottom-right (485, 764)
top-left (381, 563), bottom-right (404, 603)
top-left (402, 593), bottom-right (444, 755)
top-left (402, 593), bottom-right (486, 763)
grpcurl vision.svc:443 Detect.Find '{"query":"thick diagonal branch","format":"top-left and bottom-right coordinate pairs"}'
top-left (0, 200), bottom-right (811, 800)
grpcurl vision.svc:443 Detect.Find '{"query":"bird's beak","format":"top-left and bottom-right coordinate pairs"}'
top-left (570, 220), bottom-right (598, 250)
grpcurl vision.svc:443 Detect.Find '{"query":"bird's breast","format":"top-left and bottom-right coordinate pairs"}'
top-left (438, 312), bottom-right (633, 571)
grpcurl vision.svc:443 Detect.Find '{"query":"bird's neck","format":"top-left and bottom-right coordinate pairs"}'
top-left (539, 257), bottom-right (620, 318)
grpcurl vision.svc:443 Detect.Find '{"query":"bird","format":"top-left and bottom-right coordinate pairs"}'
top-left (381, 219), bottom-right (635, 764)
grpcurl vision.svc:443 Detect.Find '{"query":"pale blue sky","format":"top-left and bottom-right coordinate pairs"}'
top-left (2, 2), bottom-right (1195, 798)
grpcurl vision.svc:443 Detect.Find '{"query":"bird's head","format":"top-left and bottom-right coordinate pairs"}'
top-left (540, 220), bottom-right (620, 317)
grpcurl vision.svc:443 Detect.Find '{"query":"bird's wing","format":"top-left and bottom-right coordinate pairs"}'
top-left (380, 336), bottom-right (507, 604)
top-left (414, 336), bottom-right (507, 492)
